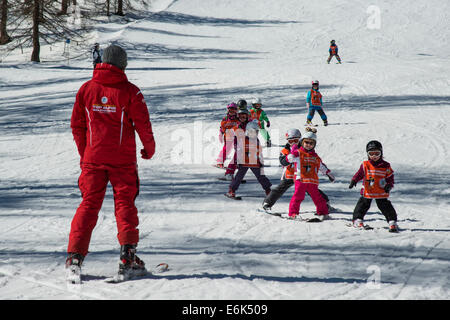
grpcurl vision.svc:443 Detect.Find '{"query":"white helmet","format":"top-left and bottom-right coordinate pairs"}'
top-left (251, 97), bottom-right (262, 105)
top-left (286, 128), bottom-right (301, 140)
top-left (302, 127), bottom-right (317, 143)
top-left (302, 131), bottom-right (317, 141)
top-left (246, 120), bottom-right (259, 137)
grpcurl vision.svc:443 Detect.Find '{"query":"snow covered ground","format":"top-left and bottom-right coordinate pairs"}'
top-left (0, 0), bottom-right (449, 300)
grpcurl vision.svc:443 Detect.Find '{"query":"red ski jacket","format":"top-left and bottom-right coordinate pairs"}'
top-left (71, 63), bottom-right (155, 165)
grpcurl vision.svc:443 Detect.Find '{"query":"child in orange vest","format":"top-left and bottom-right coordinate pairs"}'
top-left (306, 80), bottom-right (328, 126)
top-left (221, 108), bottom-right (251, 181)
top-left (215, 102), bottom-right (239, 168)
top-left (327, 40), bottom-right (341, 64)
top-left (225, 121), bottom-right (272, 199)
top-left (288, 127), bottom-right (334, 220)
top-left (262, 128), bottom-right (333, 212)
top-left (349, 140), bottom-right (399, 232)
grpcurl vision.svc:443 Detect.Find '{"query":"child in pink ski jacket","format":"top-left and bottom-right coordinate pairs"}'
top-left (288, 128), bottom-right (334, 220)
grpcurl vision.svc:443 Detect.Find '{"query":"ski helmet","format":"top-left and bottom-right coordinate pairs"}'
top-left (237, 99), bottom-right (247, 110)
top-left (331, 40), bottom-right (336, 44)
top-left (312, 80), bottom-right (319, 86)
top-left (301, 127), bottom-right (317, 147)
top-left (366, 140), bottom-right (383, 153)
top-left (251, 97), bottom-right (262, 106)
top-left (227, 102), bottom-right (237, 110)
top-left (246, 120), bottom-right (259, 137)
top-left (286, 128), bottom-right (301, 140)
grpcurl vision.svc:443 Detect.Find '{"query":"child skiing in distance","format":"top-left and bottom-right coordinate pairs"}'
top-left (288, 127), bottom-right (334, 220)
top-left (327, 40), bottom-right (342, 64)
top-left (262, 128), bottom-right (333, 212)
top-left (250, 98), bottom-right (272, 147)
top-left (306, 80), bottom-right (328, 127)
top-left (222, 108), bottom-right (251, 181)
top-left (92, 43), bottom-right (102, 68)
top-left (225, 121), bottom-right (272, 200)
top-left (349, 140), bottom-right (399, 232)
top-left (215, 102), bottom-right (239, 169)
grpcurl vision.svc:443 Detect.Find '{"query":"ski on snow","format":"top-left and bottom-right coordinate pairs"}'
top-left (256, 208), bottom-right (327, 222)
top-left (66, 263), bottom-right (169, 285)
top-left (105, 263), bottom-right (169, 284)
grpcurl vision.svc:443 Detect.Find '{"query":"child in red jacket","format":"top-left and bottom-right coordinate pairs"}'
top-left (349, 140), bottom-right (399, 232)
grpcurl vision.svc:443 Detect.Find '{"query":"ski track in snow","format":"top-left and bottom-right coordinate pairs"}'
top-left (0, 0), bottom-right (449, 300)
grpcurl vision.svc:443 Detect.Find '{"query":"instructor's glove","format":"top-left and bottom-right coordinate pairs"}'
top-left (384, 184), bottom-right (393, 193)
top-left (349, 180), bottom-right (357, 189)
top-left (141, 148), bottom-right (152, 160)
top-left (266, 121), bottom-right (271, 128)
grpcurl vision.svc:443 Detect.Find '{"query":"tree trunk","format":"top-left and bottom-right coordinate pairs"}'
top-left (116, 0), bottom-right (123, 16)
top-left (0, 0), bottom-right (11, 45)
top-left (58, 0), bottom-right (68, 15)
top-left (31, 0), bottom-right (40, 62)
top-left (106, 0), bottom-right (110, 16)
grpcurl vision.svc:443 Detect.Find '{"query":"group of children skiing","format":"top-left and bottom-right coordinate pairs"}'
top-left (213, 40), bottom-right (399, 232)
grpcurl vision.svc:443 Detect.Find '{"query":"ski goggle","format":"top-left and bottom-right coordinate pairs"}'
top-left (367, 150), bottom-right (381, 157)
top-left (252, 103), bottom-right (262, 108)
top-left (287, 138), bottom-right (300, 144)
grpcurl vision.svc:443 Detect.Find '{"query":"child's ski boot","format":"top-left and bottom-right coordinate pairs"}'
top-left (388, 221), bottom-right (399, 233)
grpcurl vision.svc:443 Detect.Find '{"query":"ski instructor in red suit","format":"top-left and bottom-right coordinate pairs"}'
top-left (66, 44), bottom-right (155, 277)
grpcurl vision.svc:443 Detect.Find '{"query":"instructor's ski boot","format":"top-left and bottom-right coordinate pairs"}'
top-left (323, 120), bottom-right (328, 126)
top-left (266, 140), bottom-right (272, 147)
top-left (118, 244), bottom-right (147, 281)
top-left (65, 252), bottom-right (84, 284)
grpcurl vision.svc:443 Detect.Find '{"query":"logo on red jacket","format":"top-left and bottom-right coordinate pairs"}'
top-left (101, 96), bottom-right (108, 104)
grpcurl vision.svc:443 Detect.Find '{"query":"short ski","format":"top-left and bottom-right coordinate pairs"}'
top-left (224, 193), bottom-right (242, 200)
top-left (257, 209), bottom-right (329, 222)
top-left (346, 223), bottom-right (374, 230)
top-left (256, 207), bottom-right (282, 216)
top-left (105, 263), bottom-right (169, 284)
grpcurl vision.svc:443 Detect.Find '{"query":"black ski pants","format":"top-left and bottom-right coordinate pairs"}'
top-left (353, 197), bottom-right (397, 222)
top-left (263, 178), bottom-right (329, 207)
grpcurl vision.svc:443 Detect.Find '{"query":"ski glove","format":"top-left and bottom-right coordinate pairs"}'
top-left (326, 172), bottom-right (335, 182)
top-left (349, 180), bottom-right (357, 189)
top-left (141, 148), bottom-right (152, 160)
top-left (266, 121), bottom-right (271, 128)
top-left (384, 184), bottom-right (393, 193)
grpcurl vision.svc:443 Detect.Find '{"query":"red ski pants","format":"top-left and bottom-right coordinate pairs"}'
top-left (67, 163), bottom-right (140, 256)
top-left (289, 180), bottom-right (328, 216)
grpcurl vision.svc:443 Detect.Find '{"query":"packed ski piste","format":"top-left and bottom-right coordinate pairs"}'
top-left (0, 0), bottom-right (449, 300)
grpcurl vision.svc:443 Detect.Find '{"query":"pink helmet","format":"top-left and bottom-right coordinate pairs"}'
top-left (312, 80), bottom-right (319, 86)
top-left (227, 102), bottom-right (237, 109)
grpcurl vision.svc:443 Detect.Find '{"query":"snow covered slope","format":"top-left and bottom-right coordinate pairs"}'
top-left (0, 0), bottom-right (449, 300)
